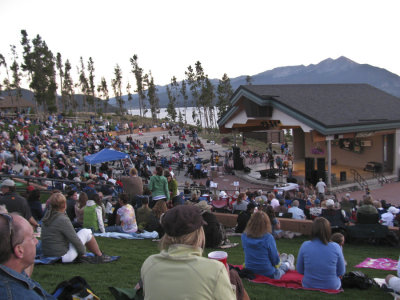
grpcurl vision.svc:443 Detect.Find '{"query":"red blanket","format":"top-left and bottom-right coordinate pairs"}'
top-left (233, 265), bottom-right (342, 294)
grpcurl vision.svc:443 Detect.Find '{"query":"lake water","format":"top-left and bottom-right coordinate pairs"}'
top-left (128, 107), bottom-right (219, 126)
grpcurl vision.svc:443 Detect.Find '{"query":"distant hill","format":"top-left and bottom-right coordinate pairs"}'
top-left (110, 56), bottom-right (400, 109)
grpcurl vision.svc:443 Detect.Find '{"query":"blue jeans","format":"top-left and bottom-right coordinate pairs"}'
top-left (105, 225), bottom-right (124, 233)
top-left (272, 262), bottom-right (289, 279)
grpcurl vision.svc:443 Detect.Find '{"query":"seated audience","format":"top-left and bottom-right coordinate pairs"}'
top-left (0, 179), bottom-right (38, 229)
top-left (195, 201), bottom-right (223, 248)
top-left (321, 199), bottom-right (348, 229)
top-left (381, 206), bottom-right (399, 227)
top-left (145, 200), bottom-right (167, 237)
top-left (264, 205), bottom-right (281, 239)
top-left (296, 217), bottom-right (345, 290)
top-left (235, 202), bottom-right (255, 233)
top-left (74, 192), bottom-right (88, 227)
top-left (357, 195), bottom-right (379, 224)
top-left (0, 213), bottom-right (56, 299)
top-left (140, 205), bottom-right (237, 300)
top-left (83, 195), bottom-right (105, 233)
top-left (288, 200), bottom-right (305, 220)
top-left (27, 188), bottom-right (43, 222)
top-left (136, 197), bottom-right (152, 230)
top-left (106, 193), bottom-right (137, 234)
top-left (242, 211), bottom-right (295, 279)
top-left (41, 192), bottom-right (110, 263)
top-left (274, 198), bottom-right (288, 214)
top-left (120, 167), bottom-right (143, 203)
top-left (331, 232), bottom-right (347, 266)
top-left (66, 190), bottom-right (78, 223)
top-left (232, 192), bottom-right (248, 214)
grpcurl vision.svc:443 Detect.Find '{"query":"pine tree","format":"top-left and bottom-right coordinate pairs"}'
top-left (20, 31), bottom-right (57, 114)
top-left (78, 57), bottom-right (89, 112)
top-left (216, 73), bottom-right (233, 118)
top-left (87, 57), bottom-right (96, 113)
top-left (166, 76), bottom-right (178, 122)
top-left (97, 77), bottom-right (109, 114)
top-left (180, 79), bottom-right (188, 124)
top-left (130, 54), bottom-right (146, 118)
top-left (126, 82), bottom-right (133, 111)
top-left (145, 72), bottom-right (159, 121)
top-left (56, 53), bottom-right (64, 112)
top-left (111, 64), bottom-right (124, 115)
top-left (62, 59), bottom-right (75, 113)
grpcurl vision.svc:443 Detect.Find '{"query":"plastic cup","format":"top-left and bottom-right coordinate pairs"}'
top-left (208, 251), bottom-right (228, 271)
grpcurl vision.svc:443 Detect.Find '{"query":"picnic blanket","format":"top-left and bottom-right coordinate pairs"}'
top-left (356, 258), bottom-right (398, 271)
top-left (35, 252), bottom-right (120, 265)
top-left (94, 231), bottom-right (159, 239)
top-left (232, 265), bottom-right (342, 294)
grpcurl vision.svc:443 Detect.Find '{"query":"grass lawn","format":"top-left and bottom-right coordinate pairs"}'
top-left (32, 235), bottom-right (396, 299)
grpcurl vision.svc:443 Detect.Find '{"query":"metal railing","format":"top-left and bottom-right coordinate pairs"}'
top-left (350, 169), bottom-right (368, 191)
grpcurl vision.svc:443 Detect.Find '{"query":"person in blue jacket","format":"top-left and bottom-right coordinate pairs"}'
top-left (241, 211), bottom-right (294, 279)
top-left (297, 217), bottom-right (346, 290)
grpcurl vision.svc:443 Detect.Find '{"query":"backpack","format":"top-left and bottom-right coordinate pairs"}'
top-left (52, 276), bottom-right (99, 300)
top-left (341, 271), bottom-right (376, 289)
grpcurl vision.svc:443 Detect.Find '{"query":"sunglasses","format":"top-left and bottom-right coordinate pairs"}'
top-left (0, 213), bottom-right (14, 252)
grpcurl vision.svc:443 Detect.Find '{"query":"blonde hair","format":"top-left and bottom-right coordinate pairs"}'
top-left (49, 192), bottom-right (67, 211)
top-left (244, 211), bottom-right (272, 238)
top-left (129, 167), bottom-right (138, 176)
top-left (160, 226), bottom-right (205, 251)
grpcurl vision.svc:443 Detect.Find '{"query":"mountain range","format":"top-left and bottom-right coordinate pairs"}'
top-left (5, 56), bottom-right (400, 110)
top-left (111, 56), bottom-right (400, 109)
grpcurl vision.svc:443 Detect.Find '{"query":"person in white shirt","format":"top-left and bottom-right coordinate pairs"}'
top-left (315, 178), bottom-right (326, 197)
top-left (381, 206), bottom-right (399, 227)
top-left (288, 200), bottom-right (306, 219)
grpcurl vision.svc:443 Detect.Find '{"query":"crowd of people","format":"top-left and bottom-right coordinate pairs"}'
top-left (0, 113), bottom-right (400, 299)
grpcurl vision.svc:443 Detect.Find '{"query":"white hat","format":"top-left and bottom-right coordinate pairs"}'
top-left (388, 206), bottom-right (400, 215)
top-left (219, 191), bottom-right (227, 198)
top-left (345, 193), bottom-right (350, 197)
top-left (326, 199), bottom-right (335, 207)
top-left (0, 179), bottom-right (15, 187)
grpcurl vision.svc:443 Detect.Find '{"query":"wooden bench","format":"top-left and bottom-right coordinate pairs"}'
top-left (213, 212), bottom-right (400, 236)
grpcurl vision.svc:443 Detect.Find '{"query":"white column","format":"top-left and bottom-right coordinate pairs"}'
top-left (394, 129), bottom-right (400, 177)
top-left (326, 136), bottom-right (334, 190)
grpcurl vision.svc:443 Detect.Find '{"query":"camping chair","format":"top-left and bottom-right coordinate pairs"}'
top-left (212, 197), bottom-right (229, 212)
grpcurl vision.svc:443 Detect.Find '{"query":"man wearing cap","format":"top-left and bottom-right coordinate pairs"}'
top-left (140, 205), bottom-right (236, 300)
top-left (0, 213), bottom-right (56, 299)
top-left (0, 179), bottom-right (38, 228)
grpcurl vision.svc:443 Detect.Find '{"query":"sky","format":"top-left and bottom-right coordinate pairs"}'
top-left (1, 0), bottom-right (400, 91)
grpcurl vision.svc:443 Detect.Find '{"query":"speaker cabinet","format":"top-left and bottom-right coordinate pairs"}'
top-left (305, 157), bottom-right (315, 182)
top-left (233, 146), bottom-right (244, 170)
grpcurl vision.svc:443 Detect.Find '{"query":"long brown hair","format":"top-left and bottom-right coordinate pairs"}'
top-left (311, 217), bottom-right (331, 245)
top-left (244, 211), bottom-right (272, 238)
top-left (78, 192), bottom-right (88, 209)
top-left (153, 200), bottom-right (168, 219)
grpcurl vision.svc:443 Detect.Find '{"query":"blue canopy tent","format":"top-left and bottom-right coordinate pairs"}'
top-left (84, 148), bottom-right (132, 174)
